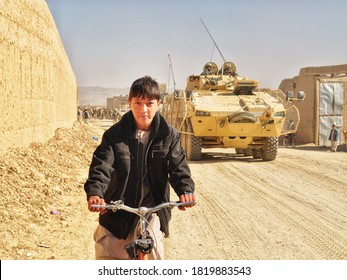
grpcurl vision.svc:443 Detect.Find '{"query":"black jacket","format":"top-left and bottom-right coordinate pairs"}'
top-left (84, 111), bottom-right (195, 239)
top-left (329, 128), bottom-right (338, 142)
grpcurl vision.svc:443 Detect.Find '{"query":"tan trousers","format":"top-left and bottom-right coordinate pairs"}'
top-left (93, 214), bottom-right (164, 260)
top-left (331, 140), bottom-right (337, 152)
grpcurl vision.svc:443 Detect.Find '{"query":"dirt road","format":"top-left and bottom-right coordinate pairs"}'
top-left (167, 146), bottom-right (347, 260)
top-left (1, 119), bottom-right (346, 260)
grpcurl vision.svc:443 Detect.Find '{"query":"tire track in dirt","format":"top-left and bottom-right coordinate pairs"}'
top-left (215, 159), bottom-right (347, 259)
top-left (180, 160), bottom-right (260, 259)
top-left (274, 149), bottom-right (347, 203)
top-left (166, 147), bottom-right (347, 260)
top-left (193, 179), bottom-right (259, 259)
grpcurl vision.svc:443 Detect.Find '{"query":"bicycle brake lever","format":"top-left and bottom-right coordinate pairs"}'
top-left (109, 200), bottom-right (124, 212)
top-left (110, 200), bottom-right (124, 206)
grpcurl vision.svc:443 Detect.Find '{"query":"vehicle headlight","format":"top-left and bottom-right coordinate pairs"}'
top-left (196, 111), bottom-right (211, 116)
top-left (273, 111), bottom-right (285, 117)
top-left (250, 111), bottom-right (264, 117)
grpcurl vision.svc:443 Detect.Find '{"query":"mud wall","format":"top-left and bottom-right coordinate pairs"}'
top-left (0, 0), bottom-right (77, 155)
top-left (279, 76), bottom-right (316, 144)
top-left (279, 64), bottom-right (347, 144)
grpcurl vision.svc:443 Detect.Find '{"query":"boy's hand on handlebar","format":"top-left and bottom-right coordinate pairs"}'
top-left (88, 196), bottom-right (107, 214)
top-left (178, 193), bottom-right (196, 211)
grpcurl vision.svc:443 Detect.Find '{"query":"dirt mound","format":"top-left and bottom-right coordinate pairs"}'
top-left (0, 122), bottom-right (103, 259)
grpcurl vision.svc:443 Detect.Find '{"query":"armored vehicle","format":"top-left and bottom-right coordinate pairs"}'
top-left (161, 61), bottom-right (304, 161)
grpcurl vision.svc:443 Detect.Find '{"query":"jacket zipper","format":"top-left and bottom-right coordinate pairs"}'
top-left (144, 136), bottom-right (155, 203)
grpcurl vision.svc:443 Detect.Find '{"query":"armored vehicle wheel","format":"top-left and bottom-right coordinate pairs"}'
top-left (252, 149), bottom-right (262, 159)
top-left (186, 134), bottom-right (202, 161)
top-left (243, 148), bottom-right (252, 156)
top-left (181, 122), bottom-right (202, 161)
top-left (235, 148), bottom-right (252, 156)
top-left (261, 137), bottom-right (278, 161)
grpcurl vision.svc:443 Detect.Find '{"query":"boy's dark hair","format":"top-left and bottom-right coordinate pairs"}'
top-left (128, 76), bottom-right (160, 101)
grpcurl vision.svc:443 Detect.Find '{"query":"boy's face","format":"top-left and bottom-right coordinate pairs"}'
top-left (128, 96), bottom-right (161, 131)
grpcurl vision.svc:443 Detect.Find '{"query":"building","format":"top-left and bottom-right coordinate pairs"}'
top-left (279, 64), bottom-right (347, 146)
top-left (106, 83), bottom-right (167, 110)
top-left (107, 95), bottom-right (129, 110)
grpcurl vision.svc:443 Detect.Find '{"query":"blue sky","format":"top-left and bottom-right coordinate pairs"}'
top-left (46, 0), bottom-right (347, 91)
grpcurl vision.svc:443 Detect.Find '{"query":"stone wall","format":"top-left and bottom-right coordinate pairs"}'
top-left (0, 0), bottom-right (77, 155)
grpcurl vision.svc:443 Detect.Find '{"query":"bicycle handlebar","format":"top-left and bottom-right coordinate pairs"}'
top-left (92, 200), bottom-right (195, 217)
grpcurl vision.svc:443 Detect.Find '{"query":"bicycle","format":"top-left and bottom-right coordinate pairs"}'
top-left (92, 200), bottom-right (195, 260)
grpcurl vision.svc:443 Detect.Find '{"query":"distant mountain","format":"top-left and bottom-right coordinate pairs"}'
top-left (78, 87), bottom-right (129, 106)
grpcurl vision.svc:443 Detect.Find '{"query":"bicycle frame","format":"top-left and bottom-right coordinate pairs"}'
top-left (92, 200), bottom-right (195, 260)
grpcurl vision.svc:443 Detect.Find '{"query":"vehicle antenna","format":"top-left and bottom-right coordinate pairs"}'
top-left (200, 18), bottom-right (225, 63)
top-left (209, 44), bottom-right (215, 61)
top-left (167, 51), bottom-right (176, 92)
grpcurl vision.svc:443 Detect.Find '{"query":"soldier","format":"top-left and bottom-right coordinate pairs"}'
top-left (83, 109), bottom-right (91, 125)
top-left (201, 63), bottom-right (213, 75)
